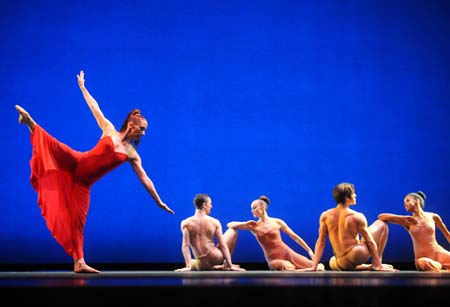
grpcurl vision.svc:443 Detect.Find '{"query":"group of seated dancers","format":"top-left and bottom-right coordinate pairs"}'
top-left (175, 185), bottom-right (450, 273)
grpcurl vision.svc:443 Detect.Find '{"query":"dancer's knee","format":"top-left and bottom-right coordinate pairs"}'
top-left (224, 228), bottom-right (238, 238)
top-left (373, 219), bottom-right (388, 232)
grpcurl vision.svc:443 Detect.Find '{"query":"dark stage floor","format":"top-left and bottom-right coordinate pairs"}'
top-left (1, 265), bottom-right (450, 306)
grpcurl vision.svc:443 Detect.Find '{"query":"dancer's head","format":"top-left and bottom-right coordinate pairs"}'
top-left (333, 182), bottom-right (356, 205)
top-left (120, 109), bottom-right (148, 148)
top-left (406, 191), bottom-right (426, 209)
top-left (251, 195), bottom-right (270, 218)
top-left (193, 194), bottom-right (212, 213)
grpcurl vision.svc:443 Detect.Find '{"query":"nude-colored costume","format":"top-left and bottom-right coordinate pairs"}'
top-left (254, 222), bottom-right (312, 270)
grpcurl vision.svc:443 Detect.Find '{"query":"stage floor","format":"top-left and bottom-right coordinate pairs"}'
top-left (1, 270), bottom-right (450, 306)
top-left (1, 270), bottom-right (450, 287)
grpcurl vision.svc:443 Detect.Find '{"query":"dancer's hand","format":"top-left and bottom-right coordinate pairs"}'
top-left (158, 201), bottom-right (175, 214)
top-left (77, 70), bottom-right (85, 89)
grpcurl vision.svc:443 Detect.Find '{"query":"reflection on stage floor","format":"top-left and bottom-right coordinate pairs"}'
top-left (1, 268), bottom-right (449, 306)
top-left (1, 270), bottom-right (449, 287)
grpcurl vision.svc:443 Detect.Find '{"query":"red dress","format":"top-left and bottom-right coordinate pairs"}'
top-left (29, 125), bottom-right (128, 259)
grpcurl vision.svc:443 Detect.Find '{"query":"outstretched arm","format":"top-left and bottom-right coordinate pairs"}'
top-left (278, 219), bottom-right (314, 259)
top-left (378, 213), bottom-right (416, 231)
top-left (77, 70), bottom-right (114, 134)
top-left (227, 220), bottom-right (257, 231)
top-left (129, 152), bottom-right (174, 214)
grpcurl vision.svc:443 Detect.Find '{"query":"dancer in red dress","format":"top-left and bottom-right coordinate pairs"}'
top-left (15, 70), bottom-right (174, 273)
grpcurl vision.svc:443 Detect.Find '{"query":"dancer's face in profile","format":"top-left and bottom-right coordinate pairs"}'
top-left (202, 197), bottom-right (212, 215)
top-left (251, 201), bottom-right (264, 218)
top-left (403, 195), bottom-right (417, 212)
top-left (130, 119), bottom-right (148, 139)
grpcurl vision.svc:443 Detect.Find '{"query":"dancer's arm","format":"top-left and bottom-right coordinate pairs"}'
top-left (227, 220), bottom-right (257, 231)
top-left (278, 219), bottom-right (314, 258)
top-left (378, 213), bottom-right (416, 230)
top-left (356, 214), bottom-right (387, 270)
top-left (175, 221), bottom-right (193, 272)
top-left (129, 151), bottom-right (174, 214)
top-left (77, 70), bottom-right (114, 134)
top-left (312, 212), bottom-right (328, 270)
top-left (215, 221), bottom-right (234, 269)
top-left (214, 220), bottom-right (244, 271)
top-left (433, 213), bottom-right (450, 244)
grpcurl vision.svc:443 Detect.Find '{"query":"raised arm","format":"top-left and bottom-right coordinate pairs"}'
top-left (129, 151), bottom-right (174, 214)
top-left (77, 70), bottom-right (114, 134)
top-left (278, 219), bottom-right (314, 259)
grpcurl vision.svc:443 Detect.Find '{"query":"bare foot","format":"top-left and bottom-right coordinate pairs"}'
top-left (356, 263), bottom-right (397, 272)
top-left (74, 265), bottom-right (100, 273)
top-left (355, 264), bottom-right (372, 271)
top-left (212, 264), bottom-right (245, 271)
top-left (212, 264), bottom-right (226, 270)
top-left (295, 267), bottom-right (314, 272)
top-left (296, 263), bottom-right (326, 272)
top-left (15, 105), bottom-right (35, 132)
top-left (74, 259), bottom-right (100, 274)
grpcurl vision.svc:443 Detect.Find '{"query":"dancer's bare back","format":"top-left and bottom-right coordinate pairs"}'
top-left (180, 215), bottom-right (226, 269)
top-left (322, 207), bottom-right (365, 258)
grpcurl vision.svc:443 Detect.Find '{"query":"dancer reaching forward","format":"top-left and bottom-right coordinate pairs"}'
top-left (15, 70), bottom-right (174, 273)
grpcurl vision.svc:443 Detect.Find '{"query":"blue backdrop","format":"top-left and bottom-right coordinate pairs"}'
top-left (1, 0), bottom-right (449, 266)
